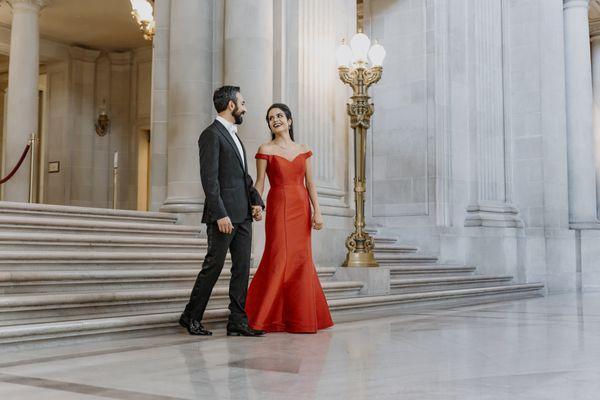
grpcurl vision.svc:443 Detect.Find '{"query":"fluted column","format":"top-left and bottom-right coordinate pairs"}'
top-left (223, 0), bottom-right (273, 176)
top-left (564, 0), bottom-right (597, 224)
top-left (464, 0), bottom-right (522, 227)
top-left (149, 0), bottom-right (170, 212)
top-left (591, 27), bottom-right (600, 218)
top-left (3, 0), bottom-right (47, 201)
top-left (161, 0), bottom-right (213, 217)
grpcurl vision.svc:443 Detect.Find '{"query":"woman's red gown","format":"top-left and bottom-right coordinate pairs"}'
top-left (246, 151), bottom-right (334, 333)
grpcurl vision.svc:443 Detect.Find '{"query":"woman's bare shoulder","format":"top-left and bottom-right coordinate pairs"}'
top-left (257, 142), bottom-right (276, 155)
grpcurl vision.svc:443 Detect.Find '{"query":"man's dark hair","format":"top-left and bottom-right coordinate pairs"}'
top-left (213, 86), bottom-right (240, 113)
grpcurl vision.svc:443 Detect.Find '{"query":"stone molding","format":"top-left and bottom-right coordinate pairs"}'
top-left (108, 50), bottom-right (133, 66)
top-left (563, 0), bottom-right (590, 10)
top-left (590, 18), bottom-right (600, 38)
top-left (69, 46), bottom-right (100, 63)
top-left (464, 203), bottom-right (524, 228)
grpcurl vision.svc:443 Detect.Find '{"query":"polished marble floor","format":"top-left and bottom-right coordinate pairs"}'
top-left (1, 291), bottom-right (600, 399)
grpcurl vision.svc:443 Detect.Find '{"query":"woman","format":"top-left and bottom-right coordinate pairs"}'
top-left (245, 103), bottom-right (334, 333)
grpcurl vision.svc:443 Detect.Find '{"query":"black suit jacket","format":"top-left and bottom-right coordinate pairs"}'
top-left (199, 120), bottom-right (264, 224)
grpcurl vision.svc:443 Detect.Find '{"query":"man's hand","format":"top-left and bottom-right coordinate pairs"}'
top-left (252, 205), bottom-right (263, 221)
top-left (217, 216), bottom-right (234, 234)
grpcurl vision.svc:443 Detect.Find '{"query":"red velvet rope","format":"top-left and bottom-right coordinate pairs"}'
top-left (0, 144), bottom-right (31, 185)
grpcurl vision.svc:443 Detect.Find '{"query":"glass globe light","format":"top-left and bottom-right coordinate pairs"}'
top-left (350, 33), bottom-right (371, 64)
top-left (336, 42), bottom-right (353, 67)
top-left (368, 41), bottom-right (386, 66)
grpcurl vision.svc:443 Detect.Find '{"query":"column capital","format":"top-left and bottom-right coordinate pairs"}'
top-left (564, 0), bottom-right (590, 10)
top-left (5, 0), bottom-right (50, 12)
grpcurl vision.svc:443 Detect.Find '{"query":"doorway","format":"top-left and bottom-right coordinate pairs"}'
top-left (137, 128), bottom-right (151, 211)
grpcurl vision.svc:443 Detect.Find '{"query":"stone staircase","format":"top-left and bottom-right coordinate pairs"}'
top-left (0, 202), bottom-right (544, 348)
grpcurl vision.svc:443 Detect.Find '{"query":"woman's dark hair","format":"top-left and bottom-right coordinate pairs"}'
top-left (213, 85), bottom-right (240, 113)
top-left (266, 103), bottom-right (295, 141)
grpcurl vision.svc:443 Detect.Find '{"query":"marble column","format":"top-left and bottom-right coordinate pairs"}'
top-left (149, 0), bottom-right (170, 212)
top-left (223, 0), bottom-right (273, 176)
top-left (591, 28), bottom-right (600, 218)
top-left (160, 0), bottom-right (213, 219)
top-left (563, 0), bottom-right (597, 224)
top-left (3, 0), bottom-right (47, 202)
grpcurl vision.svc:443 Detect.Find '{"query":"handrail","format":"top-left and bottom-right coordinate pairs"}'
top-left (0, 143), bottom-right (31, 185)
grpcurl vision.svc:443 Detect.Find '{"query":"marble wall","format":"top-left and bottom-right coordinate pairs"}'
top-left (364, 0), bottom-right (583, 291)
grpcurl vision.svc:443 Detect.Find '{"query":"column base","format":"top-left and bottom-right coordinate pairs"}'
top-left (159, 197), bottom-right (203, 226)
top-left (464, 203), bottom-right (524, 228)
top-left (569, 221), bottom-right (600, 230)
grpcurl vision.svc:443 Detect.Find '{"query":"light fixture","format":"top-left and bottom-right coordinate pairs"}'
top-left (337, 33), bottom-right (385, 268)
top-left (130, 0), bottom-right (155, 41)
top-left (95, 100), bottom-right (111, 137)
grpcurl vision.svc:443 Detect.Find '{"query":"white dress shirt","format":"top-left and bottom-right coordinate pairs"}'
top-left (216, 116), bottom-right (245, 169)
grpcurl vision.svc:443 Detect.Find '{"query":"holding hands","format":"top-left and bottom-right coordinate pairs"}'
top-left (252, 205), bottom-right (263, 221)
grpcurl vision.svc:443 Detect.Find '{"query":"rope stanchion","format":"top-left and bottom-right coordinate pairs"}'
top-left (0, 144), bottom-right (31, 185)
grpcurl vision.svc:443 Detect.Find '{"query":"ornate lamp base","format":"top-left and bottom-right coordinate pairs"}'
top-left (343, 250), bottom-right (379, 267)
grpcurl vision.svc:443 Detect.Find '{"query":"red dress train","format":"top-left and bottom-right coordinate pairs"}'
top-left (245, 151), bottom-right (334, 333)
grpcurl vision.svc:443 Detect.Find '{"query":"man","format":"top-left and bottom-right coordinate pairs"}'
top-left (180, 86), bottom-right (265, 337)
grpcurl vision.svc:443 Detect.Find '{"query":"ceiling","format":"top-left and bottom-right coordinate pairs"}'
top-left (0, 0), bottom-right (148, 50)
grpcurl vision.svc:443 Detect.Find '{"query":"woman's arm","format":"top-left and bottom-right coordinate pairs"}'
top-left (304, 147), bottom-right (323, 230)
top-left (255, 158), bottom-right (267, 198)
top-left (254, 144), bottom-right (270, 198)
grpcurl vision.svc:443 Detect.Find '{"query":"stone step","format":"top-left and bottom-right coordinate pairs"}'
top-left (331, 283), bottom-right (544, 310)
top-left (375, 254), bottom-right (439, 265)
top-left (390, 275), bottom-right (514, 294)
top-left (388, 264), bottom-right (477, 277)
top-left (373, 243), bottom-right (418, 253)
top-left (0, 282), bottom-right (544, 345)
top-left (0, 216), bottom-right (201, 238)
top-left (0, 281), bottom-right (364, 324)
top-left (0, 201), bottom-right (178, 225)
top-left (0, 251), bottom-right (207, 270)
top-left (0, 267), bottom-right (338, 294)
top-left (0, 232), bottom-right (207, 252)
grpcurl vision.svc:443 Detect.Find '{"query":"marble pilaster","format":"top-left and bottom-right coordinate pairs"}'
top-left (3, 0), bottom-right (47, 201)
top-left (149, 0), bottom-right (170, 212)
top-left (563, 0), bottom-right (598, 224)
top-left (590, 25), bottom-right (600, 218)
top-left (464, 0), bottom-right (523, 228)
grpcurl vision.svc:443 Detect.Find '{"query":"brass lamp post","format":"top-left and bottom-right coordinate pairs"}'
top-left (336, 33), bottom-right (386, 268)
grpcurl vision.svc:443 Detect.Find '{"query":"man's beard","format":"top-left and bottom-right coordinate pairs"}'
top-left (233, 104), bottom-right (244, 125)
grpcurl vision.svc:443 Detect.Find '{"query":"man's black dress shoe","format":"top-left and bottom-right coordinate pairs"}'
top-left (179, 314), bottom-right (212, 336)
top-left (226, 322), bottom-right (265, 337)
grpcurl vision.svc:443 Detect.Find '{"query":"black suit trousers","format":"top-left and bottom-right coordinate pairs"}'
top-left (184, 219), bottom-right (252, 325)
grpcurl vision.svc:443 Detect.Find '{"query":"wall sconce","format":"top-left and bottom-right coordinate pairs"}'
top-left (95, 100), bottom-right (111, 137)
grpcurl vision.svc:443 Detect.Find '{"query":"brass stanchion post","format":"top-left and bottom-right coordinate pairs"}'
top-left (28, 133), bottom-right (36, 203)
